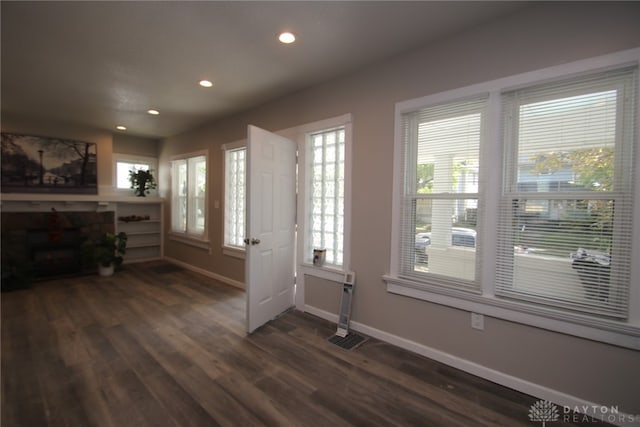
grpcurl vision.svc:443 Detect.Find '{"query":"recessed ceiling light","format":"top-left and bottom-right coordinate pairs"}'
top-left (116, 125), bottom-right (127, 131)
top-left (278, 32), bottom-right (296, 44)
top-left (199, 80), bottom-right (213, 88)
top-left (147, 109), bottom-right (159, 115)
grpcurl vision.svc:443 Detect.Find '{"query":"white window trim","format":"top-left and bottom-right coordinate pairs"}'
top-left (169, 149), bottom-right (209, 248)
top-left (221, 139), bottom-right (247, 259)
top-left (276, 113), bottom-right (353, 283)
top-left (385, 48), bottom-right (640, 350)
top-left (112, 153), bottom-right (158, 195)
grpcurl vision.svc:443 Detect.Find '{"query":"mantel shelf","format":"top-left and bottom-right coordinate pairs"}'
top-left (1, 195), bottom-right (164, 264)
top-left (0, 194), bottom-right (163, 204)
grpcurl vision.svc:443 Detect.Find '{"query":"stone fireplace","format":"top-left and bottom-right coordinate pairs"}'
top-left (1, 209), bottom-right (115, 280)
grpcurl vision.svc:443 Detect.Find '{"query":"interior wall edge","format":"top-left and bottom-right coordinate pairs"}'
top-left (164, 255), bottom-right (245, 290)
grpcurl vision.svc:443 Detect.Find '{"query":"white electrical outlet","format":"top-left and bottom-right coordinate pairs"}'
top-left (471, 312), bottom-right (484, 330)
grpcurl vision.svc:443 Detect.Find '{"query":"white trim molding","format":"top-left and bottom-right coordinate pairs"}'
top-left (164, 256), bottom-right (245, 290)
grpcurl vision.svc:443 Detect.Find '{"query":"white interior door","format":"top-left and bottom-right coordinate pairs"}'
top-left (245, 125), bottom-right (297, 333)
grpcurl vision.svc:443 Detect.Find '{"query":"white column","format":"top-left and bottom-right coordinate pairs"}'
top-left (431, 154), bottom-right (453, 248)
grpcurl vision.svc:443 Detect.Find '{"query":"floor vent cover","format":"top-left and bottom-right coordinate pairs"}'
top-left (327, 333), bottom-right (367, 351)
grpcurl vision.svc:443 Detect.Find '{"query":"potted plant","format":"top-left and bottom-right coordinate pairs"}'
top-left (129, 168), bottom-right (157, 197)
top-left (83, 232), bottom-right (128, 276)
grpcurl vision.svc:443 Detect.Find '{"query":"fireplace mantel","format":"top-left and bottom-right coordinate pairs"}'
top-left (0, 194), bottom-right (163, 212)
top-left (1, 194), bottom-right (164, 265)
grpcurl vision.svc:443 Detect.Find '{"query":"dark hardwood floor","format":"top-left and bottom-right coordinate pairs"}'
top-left (2, 261), bottom-right (610, 426)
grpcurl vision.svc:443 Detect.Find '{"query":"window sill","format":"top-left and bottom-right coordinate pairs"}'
top-left (223, 246), bottom-right (246, 259)
top-left (299, 263), bottom-right (345, 283)
top-left (382, 274), bottom-right (640, 350)
top-left (169, 232), bottom-right (210, 251)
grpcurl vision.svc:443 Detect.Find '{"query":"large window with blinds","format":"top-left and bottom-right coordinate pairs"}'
top-left (171, 152), bottom-right (207, 239)
top-left (386, 50), bottom-right (639, 348)
top-left (497, 68), bottom-right (636, 319)
top-left (399, 97), bottom-right (485, 290)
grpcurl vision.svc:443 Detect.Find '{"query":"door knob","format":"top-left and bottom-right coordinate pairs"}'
top-left (244, 238), bottom-right (261, 245)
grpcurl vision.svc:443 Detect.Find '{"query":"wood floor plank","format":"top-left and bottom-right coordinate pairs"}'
top-left (99, 366), bottom-right (173, 427)
top-left (274, 311), bottom-right (531, 426)
top-left (50, 314), bottom-right (94, 367)
top-left (102, 324), bottom-right (167, 379)
top-left (249, 324), bottom-right (475, 427)
top-left (140, 371), bottom-right (219, 427)
top-left (70, 363), bottom-right (120, 427)
top-left (170, 365), bottom-right (265, 427)
top-left (1, 261), bottom-right (614, 427)
top-left (214, 372), bottom-right (294, 427)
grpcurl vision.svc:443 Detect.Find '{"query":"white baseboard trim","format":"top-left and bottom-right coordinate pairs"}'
top-left (163, 256), bottom-right (245, 290)
top-left (303, 304), bottom-right (636, 427)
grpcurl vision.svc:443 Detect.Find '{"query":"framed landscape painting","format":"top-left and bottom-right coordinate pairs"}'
top-left (1, 133), bottom-right (98, 194)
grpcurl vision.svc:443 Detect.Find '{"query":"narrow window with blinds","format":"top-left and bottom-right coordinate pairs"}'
top-left (171, 153), bottom-right (207, 238)
top-left (399, 97), bottom-right (486, 290)
top-left (224, 147), bottom-right (246, 249)
top-left (307, 127), bottom-right (345, 267)
top-left (497, 67), bottom-right (637, 318)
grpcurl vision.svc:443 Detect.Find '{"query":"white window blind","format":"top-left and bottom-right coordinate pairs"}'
top-left (224, 147), bottom-right (246, 248)
top-left (307, 127), bottom-right (345, 266)
top-left (189, 155), bottom-right (207, 235)
top-left (497, 67), bottom-right (636, 318)
top-left (171, 154), bottom-right (207, 237)
top-left (399, 97), bottom-right (486, 290)
top-left (172, 159), bottom-right (187, 232)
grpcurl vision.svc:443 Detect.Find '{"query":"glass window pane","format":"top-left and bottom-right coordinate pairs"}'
top-left (308, 127), bottom-right (345, 266)
top-left (411, 198), bottom-right (477, 282)
top-left (417, 113), bottom-right (481, 195)
top-left (172, 155), bottom-right (207, 237)
top-left (507, 198), bottom-right (614, 303)
top-left (116, 161), bottom-right (149, 189)
top-left (517, 90), bottom-right (617, 192)
top-left (225, 148), bottom-right (246, 247)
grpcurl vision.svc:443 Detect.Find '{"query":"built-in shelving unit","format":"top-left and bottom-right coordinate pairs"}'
top-left (116, 201), bottom-right (163, 263)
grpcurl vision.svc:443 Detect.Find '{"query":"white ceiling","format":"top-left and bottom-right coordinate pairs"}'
top-left (1, 1), bottom-right (527, 139)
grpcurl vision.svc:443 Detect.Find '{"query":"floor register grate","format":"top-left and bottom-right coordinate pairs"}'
top-left (327, 333), bottom-right (367, 351)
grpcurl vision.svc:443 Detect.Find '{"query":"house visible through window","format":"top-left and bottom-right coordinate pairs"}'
top-left (171, 152), bottom-right (207, 238)
top-left (496, 67), bottom-right (636, 318)
top-left (386, 51), bottom-right (639, 349)
top-left (399, 97), bottom-right (485, 289)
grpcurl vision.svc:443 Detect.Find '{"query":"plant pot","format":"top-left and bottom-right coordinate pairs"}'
top-left (98, 263), bottom-right (114, 277)
top-left (135, 185), bottom-right (147, 197)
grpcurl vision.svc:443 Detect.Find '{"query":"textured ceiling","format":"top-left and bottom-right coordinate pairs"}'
top-left (1, 1), bottom-right (527, 138)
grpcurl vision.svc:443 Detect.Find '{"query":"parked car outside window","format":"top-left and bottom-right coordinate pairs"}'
top-left (415, 227), bottom-right (476, 264)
